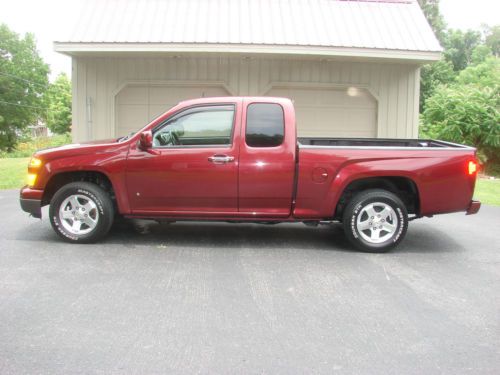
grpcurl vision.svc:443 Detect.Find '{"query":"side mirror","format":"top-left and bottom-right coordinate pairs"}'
top-left (139, 131), bottom-right (153, 150)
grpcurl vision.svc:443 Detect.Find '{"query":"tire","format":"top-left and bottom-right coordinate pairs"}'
top-left (342, 189), bottom-right (408, 253)
top-left (49, 182), bottom-right (114, 243)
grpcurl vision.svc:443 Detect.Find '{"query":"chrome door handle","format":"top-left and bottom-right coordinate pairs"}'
top-left (208, 155), bottom-right (235, 164)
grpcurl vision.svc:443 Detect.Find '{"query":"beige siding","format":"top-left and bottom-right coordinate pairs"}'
top-left (267, 86), bottom-right (377, 137)
top-left (71, 56), bottom-right (421, 142)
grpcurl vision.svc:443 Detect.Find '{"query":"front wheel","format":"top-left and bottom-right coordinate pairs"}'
top-left (342, 189), bottom-right (408, 252)
top-left (49, 182), bottom-right (114, 243)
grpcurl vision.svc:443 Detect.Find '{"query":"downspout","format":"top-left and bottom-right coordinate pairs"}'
top-left (86, 96), bottom-right (93, 140)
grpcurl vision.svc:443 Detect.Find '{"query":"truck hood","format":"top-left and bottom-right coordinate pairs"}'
top-left (34, 138), bottom-right (122, 160)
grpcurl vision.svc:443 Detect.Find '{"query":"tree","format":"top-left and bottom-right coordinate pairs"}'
top-left (443, 29), bottom-right (482, 71)
top-left (0, 23), bottom-right (49, 151)
top-left (417, 0), bottom-right (446, 43)
top-left (419, 59), bottom-right (455, 112)
top-left (458, 55), bottom-right (499, 86)
top-left (471, 45), bottom-right (493, 65)
top-left (45, 73), bottom-right (72, 134)
top-left (483, 24), bottom-right (500, 57)
top-left (422, 58), bottom-right (500, 172)
top-left (417, 0), bottom-right (453, 111)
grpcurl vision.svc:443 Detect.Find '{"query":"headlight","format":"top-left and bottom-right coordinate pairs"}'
top-left (27, 157), bottom-right (42, 187)
top-left (26, 173), bottom-right (37, 187)
top-left (29, 157), bottom-right (42, 168)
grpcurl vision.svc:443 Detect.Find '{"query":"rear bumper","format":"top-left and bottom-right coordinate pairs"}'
top-left (20, 186), bottom-right (43, 218)
top-left (466, 200), bottom-right (481, 215)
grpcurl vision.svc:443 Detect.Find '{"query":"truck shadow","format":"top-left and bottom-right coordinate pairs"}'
top-left (102, 219), bottom-right (463, 254)
top-left (107, 219), bottom-right (354, 252)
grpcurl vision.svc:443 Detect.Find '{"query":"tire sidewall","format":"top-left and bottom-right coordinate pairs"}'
top-left (344, 191), bottom-right (408, 252)
top-left (49, 182), bottom-right (113, 243)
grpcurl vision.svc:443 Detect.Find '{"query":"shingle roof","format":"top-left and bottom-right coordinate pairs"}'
top-left (56, 0), bottom-right (442, 58)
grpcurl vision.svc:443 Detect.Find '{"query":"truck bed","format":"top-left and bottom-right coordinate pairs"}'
top-left (298, 138), bottom-right (473, 149)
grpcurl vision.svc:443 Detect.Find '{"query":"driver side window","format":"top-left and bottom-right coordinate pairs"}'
top-left (153, 105), bottom-right (235, 147)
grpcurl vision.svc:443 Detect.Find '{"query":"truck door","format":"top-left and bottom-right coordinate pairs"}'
top-left (126, 103), bottom-right (240, 214)
top-left (238, 100), bottom-right (296, 216)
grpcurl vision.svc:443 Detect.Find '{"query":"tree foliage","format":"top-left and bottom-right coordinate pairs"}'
top-left (483, 24), bottom-right (500, 56)
top-left (45, 73), bottom-right (72, 134)
top-left (0, 23), bottom-right (49, 151)
top-left (417, 0), bottom-right (446, 43)
top-left (422, 58), bottom-right (500, 171)
top-left (420, 29), bottom-right (487, 110)
top-left (417, 0), bottom-right (451, 111)
top-left (443, 29), bottom-right (482, 72)
top-left (417, 1), bottom-right (500, 174)
top-left (419, 59), bottom-right (455, 112)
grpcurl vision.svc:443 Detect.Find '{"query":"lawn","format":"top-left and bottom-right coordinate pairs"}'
top-left (0, 158), bottom-right (30, 190)
top-left (1, 158), bottom-right (499, 206)
top-left (474, 179), bottom-right (500, 206)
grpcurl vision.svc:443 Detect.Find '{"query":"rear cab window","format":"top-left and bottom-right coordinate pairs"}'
top-left (246, 103), bottom-right (285, 147)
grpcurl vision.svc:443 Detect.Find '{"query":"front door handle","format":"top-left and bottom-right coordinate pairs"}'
top-left (208, 155), bottom-right (235, 164)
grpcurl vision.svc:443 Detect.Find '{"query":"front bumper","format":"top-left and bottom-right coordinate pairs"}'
top-left (466, 200), bottom-right (481, 215)
top-left (20, 186), bottom-right (43, 218)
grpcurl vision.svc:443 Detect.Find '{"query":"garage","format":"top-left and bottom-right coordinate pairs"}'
top-left (266, 86), bottom-right (377, 138)
top-left (115, 84), bottom-right (230, 136)
top-left (57, 0), bottom-right (442, 142)
top-left (115, 84), bottom-right (378, 139)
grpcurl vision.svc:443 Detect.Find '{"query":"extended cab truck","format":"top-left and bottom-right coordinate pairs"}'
top-left (20, 97), bottom-right (481, 252)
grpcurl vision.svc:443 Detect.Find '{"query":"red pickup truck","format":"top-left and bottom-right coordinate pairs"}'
top-left (20, 97), bottom-right (481, 252)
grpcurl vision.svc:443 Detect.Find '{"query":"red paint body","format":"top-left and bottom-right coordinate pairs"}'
top-left (21, 97), bottom-right (479, 221)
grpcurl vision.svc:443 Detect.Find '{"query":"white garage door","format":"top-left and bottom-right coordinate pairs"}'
top-left (115, 85), bottom-right (230, 136)
top-left (266, 86), bottom-right (377, 138)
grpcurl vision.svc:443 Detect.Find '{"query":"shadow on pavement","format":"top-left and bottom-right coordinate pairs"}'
top-left (16, 216), bottom-right (464, 255)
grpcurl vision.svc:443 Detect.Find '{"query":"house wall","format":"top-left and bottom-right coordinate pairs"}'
top-left (71, 55), bottom-right (421, 142)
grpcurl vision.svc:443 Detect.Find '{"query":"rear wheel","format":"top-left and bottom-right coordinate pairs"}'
top-left (342, 189), bottom-right (408, 252)
top-left (49, 182), bottom-right (114, 243)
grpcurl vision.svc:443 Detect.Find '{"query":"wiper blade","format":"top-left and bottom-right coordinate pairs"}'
top-left (118, 132), bottom-right (136, 142)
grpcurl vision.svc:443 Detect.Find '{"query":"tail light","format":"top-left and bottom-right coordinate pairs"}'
top-left (468, 160), bottom-right (478, 176)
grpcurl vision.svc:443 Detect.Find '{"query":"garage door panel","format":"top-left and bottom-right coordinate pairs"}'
top-left (116, 85), bottom-right (230, 137)
top-left (267, 87), bottom-right (377, 138)
top-left (116, 87), bottom-right (149, 105)
top-left (148, 104), bottom-right (172, 121)
top-left (116, 104), bottom-right (149, 136)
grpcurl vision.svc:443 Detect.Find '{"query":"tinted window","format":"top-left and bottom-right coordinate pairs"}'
top-left (153, 105), bottom-right (234, 147)
top-left (246, 103), bottom-right (284, 147)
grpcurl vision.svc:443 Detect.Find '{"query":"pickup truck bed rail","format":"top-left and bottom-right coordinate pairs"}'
top-left (298, 138), bottom-right (474, 150)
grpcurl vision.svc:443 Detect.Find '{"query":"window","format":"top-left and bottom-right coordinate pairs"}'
top-left (153, 105), bottom-right (234, 147)
top-left (246, 103), bottom-right (284, 147)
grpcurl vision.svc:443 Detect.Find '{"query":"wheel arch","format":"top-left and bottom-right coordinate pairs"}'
top-left (333, 176), bottom-right (421, 220)
top-left (42, 170), bottom-right (119, 211)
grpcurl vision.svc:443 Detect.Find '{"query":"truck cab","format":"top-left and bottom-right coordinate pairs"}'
top-left (125, 97), bottom-right (297, 217)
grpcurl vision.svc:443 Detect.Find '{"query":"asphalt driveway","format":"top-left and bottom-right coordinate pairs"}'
top-left (0, 189), bottom-right (499, 374)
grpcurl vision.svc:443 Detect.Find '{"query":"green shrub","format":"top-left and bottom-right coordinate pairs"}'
top-left (421, 57), bottom-right (500, 174)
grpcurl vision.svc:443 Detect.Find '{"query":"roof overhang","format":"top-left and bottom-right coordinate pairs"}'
top-left (54, 42), bottom-right (442, 64)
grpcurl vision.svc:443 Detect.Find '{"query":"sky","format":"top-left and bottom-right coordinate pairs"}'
top-left (0, 0), bottom-right (499, 81)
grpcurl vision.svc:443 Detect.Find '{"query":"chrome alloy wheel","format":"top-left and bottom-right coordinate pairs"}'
top-left (356, 202), bottom-right (398, 244)
top-left (58, 194), bottom-right (99, 235)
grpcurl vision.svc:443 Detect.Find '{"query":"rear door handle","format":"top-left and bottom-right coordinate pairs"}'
top-left (208, 155), bottom-right (235, 164)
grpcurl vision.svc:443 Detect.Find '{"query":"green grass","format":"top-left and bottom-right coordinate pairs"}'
top-left (0, 134), bottom-right (72, 189)
top-left (0, 133), bottom-right (72, 158)
top-left (474, 179), bottom-right (500, 206)
top-left (1, 157), bottom-right (499, 206)
top-left (0, 157), bottom-right (30, 190)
